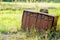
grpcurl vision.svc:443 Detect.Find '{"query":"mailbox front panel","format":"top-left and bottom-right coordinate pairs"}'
top-left (22, 10), bottom-right (58, 31)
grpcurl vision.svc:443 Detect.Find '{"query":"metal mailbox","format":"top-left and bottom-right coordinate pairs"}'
top-left (21, 10), bottom-right (58, 31)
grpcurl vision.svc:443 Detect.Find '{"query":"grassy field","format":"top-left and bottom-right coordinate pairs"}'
top-left (0, 10), bottom-right (23, 32)
top-left (0, 2), bottom-right (60, 40)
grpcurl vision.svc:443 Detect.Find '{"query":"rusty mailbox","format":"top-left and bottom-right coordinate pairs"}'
top-left (21, 10), bottom-right (58, 31)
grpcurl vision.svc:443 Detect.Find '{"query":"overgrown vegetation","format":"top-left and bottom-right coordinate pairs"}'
top-left (0, 2), bottom-right (60, 40)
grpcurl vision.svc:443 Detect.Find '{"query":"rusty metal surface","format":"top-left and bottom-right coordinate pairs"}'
top-left (22, 11), bottom-right (30, 30)
top-left (22, 10), bottom-right (58, 31)
top-left (28, 13), bottom-right (37, 30)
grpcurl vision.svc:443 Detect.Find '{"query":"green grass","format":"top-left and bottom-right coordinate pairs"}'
top-left (0, 2), bottom-right (60, 40)
top-left (0, 2), bottom-right (60, 32)
top-left (0, 10), bottom-right (23, 32)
